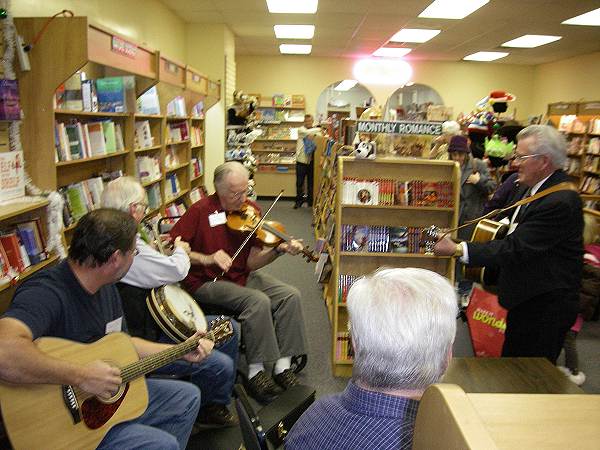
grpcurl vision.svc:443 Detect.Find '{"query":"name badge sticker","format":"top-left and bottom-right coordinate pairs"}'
top-left (209, 211), bottom-right (227, 227)
top-left (105, 316), bottom-right (123, 334)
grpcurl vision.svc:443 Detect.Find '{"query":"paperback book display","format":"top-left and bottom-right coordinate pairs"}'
top-left (54, 119), bottom-right (124, 161)
top-left (340, 224), bottom-right (428, 254)
top-left (335, 332), bottom-right (354, 361)
top-left (338, 274), bottom-right (359, 304)
top-left (0, 217), bottom-right (48, 281)
top-left (55, 74), bottom-right (135, 113)
top-left (342, 177), bottom-right (453, 207)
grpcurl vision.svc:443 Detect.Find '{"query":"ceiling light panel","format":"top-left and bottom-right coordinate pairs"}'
top-left (463, 51), bottom-right (509, 61)
top-left (562, 7), bottom-right (600, 26)
top-left (419, 0), bottom-right (489, 20)
top-left (274, 25), bottom-right (315, 39)
top-left (501, 34), bottom-right (562, 48)
top-left (279, 44), bottom-right (312, 54)
top-left (267, 0), bottom-right (318, 14)
top-left (373, 47), bottom-right (412, 58)
top-left (390, 28), bottom-right (441, 43)
top-left (334, 80), bottom-right (358, 91)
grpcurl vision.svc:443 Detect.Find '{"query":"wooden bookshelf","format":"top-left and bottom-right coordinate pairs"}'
top-left (330, 157), bottom-right (460, 377)
top-left (14, 16), bottom-right (220, 244)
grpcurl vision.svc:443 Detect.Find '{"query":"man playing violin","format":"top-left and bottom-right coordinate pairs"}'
top-left (434, 125), bottom-right (583, 364)
top-left (170, 161), bottom-right (309, 403)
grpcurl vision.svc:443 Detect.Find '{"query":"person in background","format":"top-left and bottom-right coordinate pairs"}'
top-left (285, 268), bottom-right (457, 450)
top-left (435, 125), bottom-right (583, 364)
top-left (294, 114), bottom-right (322, 209)
top-left (169, 162), bottom-right (309, 404)
top-left (100, 177), bottom-right (240, 427)
top-left (430, 120), bottom-right (461, 160)
top-left (0, 209), bottom-right (207, 450)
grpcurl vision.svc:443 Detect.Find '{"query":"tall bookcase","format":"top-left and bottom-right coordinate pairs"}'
top-left (252, 97), bottom-right (305, 197)
top-left (331, 157), bottom-right (460, 376)
top-left (15, 17), bottom-right (220, 240)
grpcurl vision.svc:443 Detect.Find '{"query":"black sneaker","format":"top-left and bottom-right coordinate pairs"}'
top-left (244, 371), bottom-right (283, 403)
top-left (196, 404), bottom-right (238, 428)
top-left (273, 369), bottom-right (300, 390)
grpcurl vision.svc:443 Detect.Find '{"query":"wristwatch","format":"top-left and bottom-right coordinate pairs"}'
top-left (274, 246), bottom-right (285, 255)
top-left (453, 243), bottom-right (464, 258)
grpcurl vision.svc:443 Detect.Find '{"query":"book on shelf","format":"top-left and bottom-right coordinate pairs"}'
top-left (14, 218), bottom-right (48, 265)
top-left (64, 123), bottom-right (84, 160)
top-left (85, 122), bottom-right (106, 156)
top-left (166, 96), bottom-right (186, 117)
top-left (314, 252), bottom-right (332, 284)
top-left (0, 151), bottom-right (25, 201)
top-left (190, 157), bottom-right (203, 178)
top-left (81, 79), bottom-right (98, 112)
top-left (102, 121), bottom-right (117, 153)
top-left (338, 274), bottom-right (359, 304)
top-left (165, 201), bottom-right (187, 218)
top-left (136, 155), bottom-right (161, 182)
top-left (60, 176), bottom-right (105, 223)
top-left (191, 125), bottom-right (204, 146)
top-left (189, 186), bottom-right (207, 205)
top-left (168, 121), bottom-right (189, 142)
top-left (165, 148), bottom-right (180, 169)
top-left (0, 240), bottom-right (12, 281)
top-left (340, 224), bottom-right (426, 254)
top-left (146, 183), bottom-right (162, 210)
top-left (164, 173), bottom-right (181, 199)
top-left (135, 120), bottom-right (154, 149)
top-left (63, 73), bottom-right (83, 111)
top-left (115, 123), bottom-right (125, 151)
top-left (137, 86), bottom-right (161, 115)
top-left (191, 101), bottom-right (204, 119)
top-left (0, 233), bottom-right (29, 273)
top-left (0, 79), bottom-right (21, 120)
top-left (96, 77), bottom-right (126, 113)
top-left (335, 332), bottom-right (354, 361)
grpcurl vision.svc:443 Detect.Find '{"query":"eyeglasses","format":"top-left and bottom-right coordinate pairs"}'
top-left (229, 189), bottom-right (247, 200)
top-left (512, 153), bottom-right (544, 163)
top-left (131, 201), bottom-right (149, 214)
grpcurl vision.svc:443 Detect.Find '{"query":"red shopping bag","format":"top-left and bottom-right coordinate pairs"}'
top-left (466, 286), bottom-right (507, 357)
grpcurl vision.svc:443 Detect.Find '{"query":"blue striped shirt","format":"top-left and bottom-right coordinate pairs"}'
top-left (285, 381), bottom-right (419, 450)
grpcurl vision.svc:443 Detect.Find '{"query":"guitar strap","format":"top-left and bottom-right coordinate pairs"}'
top-left (444, 181), bottom-right (577, 237)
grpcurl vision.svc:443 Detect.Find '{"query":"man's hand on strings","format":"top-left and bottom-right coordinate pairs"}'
top-left (277, 238), bottom-right (304, 256)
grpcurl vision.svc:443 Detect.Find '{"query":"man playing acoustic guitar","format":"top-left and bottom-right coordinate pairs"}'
top-left (435, 125), bottom-right (583, 364)
top-left (0, 209), bottom-right (211, 450)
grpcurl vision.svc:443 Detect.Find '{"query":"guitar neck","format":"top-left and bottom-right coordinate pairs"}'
top-left (119, 331), bottom-right (214, 383)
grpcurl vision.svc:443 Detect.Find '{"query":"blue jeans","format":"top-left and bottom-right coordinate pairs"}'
top-left (152, 316), bottom-right (240, 406)
top-left (98, 378), bottom-right (200, 450)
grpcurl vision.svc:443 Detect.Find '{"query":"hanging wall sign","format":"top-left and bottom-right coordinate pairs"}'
top-left (356, 120), bottom-right (443, 135)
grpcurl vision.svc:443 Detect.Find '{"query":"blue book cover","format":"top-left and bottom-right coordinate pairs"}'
top-left (96, 77), bottom-right (125, 112)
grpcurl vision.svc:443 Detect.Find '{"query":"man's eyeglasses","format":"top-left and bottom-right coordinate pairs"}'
top-left (133, 248), bottom-right (140, 256)
top-left (511, 153), bottom-right (544, 163)
top-left (229, 189), bottom-right (247, 200)
top-left (132, 201), bottom-right (149, 214)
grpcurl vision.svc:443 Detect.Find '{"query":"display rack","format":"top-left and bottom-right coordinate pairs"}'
top-left (330, 157), bottom-right (460, 376)
top-left (252, 96), bottom-right (305, 197)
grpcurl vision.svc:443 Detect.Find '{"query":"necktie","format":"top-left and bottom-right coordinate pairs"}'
top-left (509, 188), bottom-right (531, 232)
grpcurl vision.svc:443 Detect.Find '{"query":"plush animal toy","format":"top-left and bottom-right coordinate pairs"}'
top-left (354, 140), bottom-right (376, 159)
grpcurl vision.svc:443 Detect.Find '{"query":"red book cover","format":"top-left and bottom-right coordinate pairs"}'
top-left (0, 233), bottom-right (25, 272)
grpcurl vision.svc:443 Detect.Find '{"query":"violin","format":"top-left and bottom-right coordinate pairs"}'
top-left (226, 203), bottom-right (318, 263)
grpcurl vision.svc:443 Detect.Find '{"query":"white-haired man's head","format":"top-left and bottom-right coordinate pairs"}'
top-left (348, 267), bottom-right (457, 391)
top-left (100, 176), bottom-right (147, 223)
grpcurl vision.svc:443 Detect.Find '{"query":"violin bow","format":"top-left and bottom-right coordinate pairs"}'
top-left (212, 190), bottom-right (284, 282)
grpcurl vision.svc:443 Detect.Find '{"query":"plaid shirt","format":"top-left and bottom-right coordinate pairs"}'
top-left (285, 381), bottom-right (419, 450)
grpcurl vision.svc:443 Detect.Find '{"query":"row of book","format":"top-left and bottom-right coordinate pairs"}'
top-left (335, 332), bottom-right (354, 361)
top-left (146, 183), bottom-right (162, 211)
top-left (340, 225), bottom-right (427, 254)
top-left (167, 121), bottom-right (189, 143)
top-left (190, 125), bottom-right (204, 147)
top-left (256, 109), bottom-right (304, 123)
top-left (55, 120), bottom-right (125, 162)
top-left (56, 73), bottom-right (136, 113)
top-left (558, 115), bottom-right (600, 135)
top-left (584, 155), bottom-right (600, 173)
top-left (189, 186), bottom-right (208, 205)
top-left (1, 218), bottom-right (48, 281)
top-left (134, 120), bottom-right (155, 149)
top-left (565, 157), bottom-right (581, 176)
top-left (338, 274), bottom-right (359, 304)
top-left (588, 138), bottom-right (600, 155)
top-left (59, 177), bottom-right (105, 224)
top-left (342, 178), bottom-right (454, 208)
top-left (580, 176), bottom-right (600, 194)
top-left (190, 158), bottom-right (203, 179)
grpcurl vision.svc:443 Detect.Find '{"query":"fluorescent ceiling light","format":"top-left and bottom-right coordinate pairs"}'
top-left (274, 25), bottom-right (315, 39)
top-left (353, 58), bottom-right (412, 85)
top-left (373, 47), bottom-right (412, 58)
top-left (334, 80), bottom-right (358, 91)
top-left (279, 44), bottom-right (312, 54)
top-left (463, 51), bottom-right (509, 61)
top-left (501, 34), bottom-right (562, 48)
top-left (267, 0), bottom-right (318, 14)
top-left (419, 0), bottom-right (489, 19)
top-left (390, 28), bottom-right (441, 43)
top-left (562, 7), bottom-right (600, 26)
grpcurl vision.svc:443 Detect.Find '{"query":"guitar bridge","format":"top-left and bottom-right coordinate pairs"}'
top-left (62, 385), bottom-right (82, 424)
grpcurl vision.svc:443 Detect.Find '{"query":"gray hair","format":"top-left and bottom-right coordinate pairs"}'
top-left (517, 124), bottom-right (567, 169)
top-left (100, 176), bottom-right (146, 212)
top-left (213, 161), bottom-right (249, 192)
top-left (348, 267), bottom-right (457, 391)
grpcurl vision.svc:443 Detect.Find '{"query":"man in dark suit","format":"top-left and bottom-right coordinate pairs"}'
top-left (435, 124), bottom-right (583, 363)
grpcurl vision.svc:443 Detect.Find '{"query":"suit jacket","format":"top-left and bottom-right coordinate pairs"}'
top-left (467, 170), bottom-right (583, 310)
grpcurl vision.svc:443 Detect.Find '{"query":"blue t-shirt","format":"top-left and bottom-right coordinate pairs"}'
top-left (3, 260), bottom-right (126, 343)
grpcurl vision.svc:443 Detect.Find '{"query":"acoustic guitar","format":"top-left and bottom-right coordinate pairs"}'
top-left (462, 219), bottom-right (509, 290)
top-left (0, 317), bottom-right (233, 450)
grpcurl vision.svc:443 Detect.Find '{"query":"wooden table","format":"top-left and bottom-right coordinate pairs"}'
top-left (441, 357), bottom-right (584, 394)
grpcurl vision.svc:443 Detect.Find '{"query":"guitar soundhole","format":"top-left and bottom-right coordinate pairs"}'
top-left (81, 383), bottom-right (129, 429)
